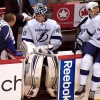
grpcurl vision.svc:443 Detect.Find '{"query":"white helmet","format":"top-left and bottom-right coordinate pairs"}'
top-left (34, 3), bottom-right (47, 15)
top-left (86, 2), bottom-right (98, 11)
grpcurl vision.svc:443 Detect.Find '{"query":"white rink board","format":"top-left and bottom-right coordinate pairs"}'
top-left (0, 60), bottom-right (23, 100)
top-left (58, 51), bottom-right (100, 100)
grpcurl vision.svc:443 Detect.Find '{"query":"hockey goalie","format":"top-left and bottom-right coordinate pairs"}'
top-left (20, 3), bottom-right (62, 98)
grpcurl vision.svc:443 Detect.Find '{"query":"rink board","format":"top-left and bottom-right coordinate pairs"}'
top-left (57, 51), bottom-right (100, 100)
top-left (0, 54), bottom-right (24, 100)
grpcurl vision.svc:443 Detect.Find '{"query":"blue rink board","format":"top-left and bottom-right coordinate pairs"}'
top-left (58, 59), bottom-right (76, 100)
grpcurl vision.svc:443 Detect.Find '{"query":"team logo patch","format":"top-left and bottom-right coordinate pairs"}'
top-left (36, 32), bottom-right (48, 42)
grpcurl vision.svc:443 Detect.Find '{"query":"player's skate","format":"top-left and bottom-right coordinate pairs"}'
top-left (45, 55), bottom-right (58, 97)
top-left (75, 85), bottom-right (85, 98)
top-left (88, 90), bottom-right (95, 100)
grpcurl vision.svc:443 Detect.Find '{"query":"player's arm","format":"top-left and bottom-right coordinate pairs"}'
top-left (1, 26), bottom-right (16, 54)
top-left (87, 21), bottom-right (95, 35)
top-left (50, 23), bottom-right (62, 50)
top-left (22, 23), bottom-right (33, 43)
top-left (1, 26), bottom-right (22, 56)
top-left (77, 28), bottom-right (93, 47)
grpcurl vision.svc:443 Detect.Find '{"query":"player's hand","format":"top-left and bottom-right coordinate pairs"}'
top-left (37, 44), bottom-right (53, 54)
top-left (16, 51), bottom-right (23, 56)
top-left (77, 38), bottom-right (84, 48)
top-left (22, 13), bottom-right (32, 21)
top-left (72, 41), bottom-right (82, 54)
top-left (48, 44), bottom-right (53, 51)
top-left (37, 46), bottom-right (48, 54)
top-left (25, 17), bottom-right (32, 21)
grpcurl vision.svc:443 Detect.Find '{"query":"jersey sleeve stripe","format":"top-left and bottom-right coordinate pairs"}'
top-left (50, 36), bottom-right (62, 42)
top-left (87, 30), bottom-right (93, 36)
top-left (4, 32), bottom-right (9, 41)
top-left (22, 38), bottom-right (34, 43)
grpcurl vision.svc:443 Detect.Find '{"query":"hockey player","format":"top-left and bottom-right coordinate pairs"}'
top-left (0, 13), bottom-right (23, 60)
top-left (74, 2), bottom-right (100, 100)
top-left (20, 3), bottom-right (62, 98)
top-left (74, 2), bottom-right (99, 53)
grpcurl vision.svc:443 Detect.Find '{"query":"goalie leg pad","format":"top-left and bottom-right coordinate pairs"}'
top-left (20, 41), bottom-right (37, 58)
top-left (45, 55), bottom-right (58, 97)
top-left (24, 53), bottom-right (44, 98)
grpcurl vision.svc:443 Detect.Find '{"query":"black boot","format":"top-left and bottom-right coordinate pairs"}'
top-left (75, 85), bottom-right (85, 98)
top-left (88, 90), bottom-right (95, 100)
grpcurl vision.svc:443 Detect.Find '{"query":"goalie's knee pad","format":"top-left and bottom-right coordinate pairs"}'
top-left (20, 40), bottom-right (37, 58)
top-left (24, 53), bottom-right (44, 98)
top-left (45, 55), bottom-right (58, 97)
top-left (81, 54), bottom-right (93, 70)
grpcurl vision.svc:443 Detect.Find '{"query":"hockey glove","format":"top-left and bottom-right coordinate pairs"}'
top-left (77, 38), bottom-right (84, 48)
top-left (72, 42), bottom-right (79, 54)
top-left (37, 46), bottom-right (48, 54)
top-left (37, 44), bottom-right (53, 54)
top-left (72, 38), bottom-right (84, 54)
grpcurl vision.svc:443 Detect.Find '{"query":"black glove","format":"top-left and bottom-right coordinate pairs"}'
top-left (77, 38), bottom-right (84, 48)
top-left (15, 51), bottom-right (23, 56)
top-left (72, 39), bottom-right (84, 54)
top-left (72, 42), bottom-right (79, 54)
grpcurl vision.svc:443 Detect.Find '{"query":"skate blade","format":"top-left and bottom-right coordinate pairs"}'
top-left (75, 93), bottom-right (85, 99)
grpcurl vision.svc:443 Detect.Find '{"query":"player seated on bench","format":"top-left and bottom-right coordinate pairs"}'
top-left (0, 13), bottom-right (23, 60)
top-left (20, 3), bottom-right (62, 98)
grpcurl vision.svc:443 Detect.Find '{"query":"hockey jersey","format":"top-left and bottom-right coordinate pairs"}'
top-left (78, 15), bottom-right (93, 43)
top-left (22, 18), bottom-right (62, 50)
top-left (88, 14), bottom-right (100, 48)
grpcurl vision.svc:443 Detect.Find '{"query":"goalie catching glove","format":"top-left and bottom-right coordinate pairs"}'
top-left (37, 44), bottom-right (53, 54)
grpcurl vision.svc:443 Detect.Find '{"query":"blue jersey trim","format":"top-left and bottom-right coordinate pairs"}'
top-left (92, 75), bottom-right (100, 82)
top-left (80, 69), bottom-right (89, 75)
top-left (22, 38), bottom-right (34, 43)
top-left (50, 36), bottom-right (62, 42)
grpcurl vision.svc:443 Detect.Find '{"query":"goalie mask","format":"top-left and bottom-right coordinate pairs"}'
top-left (34, 3), bottom-right (47, 15)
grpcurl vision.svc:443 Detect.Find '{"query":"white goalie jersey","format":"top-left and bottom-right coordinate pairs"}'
top-left (22, 18), bottom-right (62, 50)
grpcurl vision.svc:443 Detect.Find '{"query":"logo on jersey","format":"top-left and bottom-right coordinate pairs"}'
top-left (57, 8), bottom-right (70, 20)
top-left (79, 6), bottom-right (88, 18)
top-left (36, 31), bottom-right (48, 42)
top-left (36, 24), bottom-right (49, 42)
